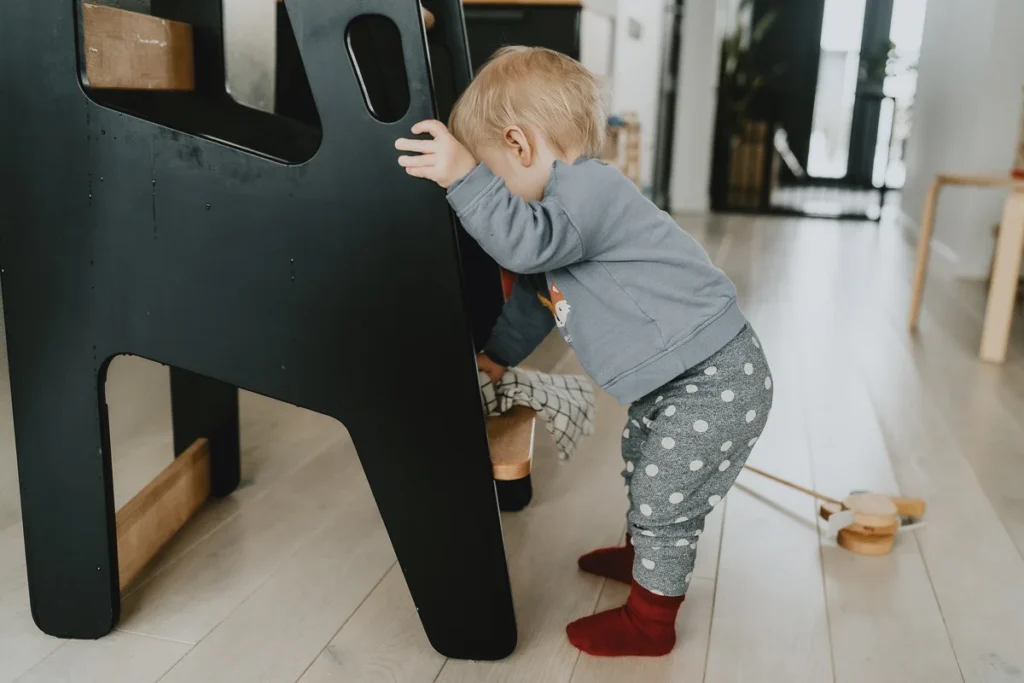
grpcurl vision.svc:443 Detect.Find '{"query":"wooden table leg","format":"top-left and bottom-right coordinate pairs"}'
top-left (908, 177), bottom-right (942, 331)
top-left (980, 192), bottom-right (1024, 362)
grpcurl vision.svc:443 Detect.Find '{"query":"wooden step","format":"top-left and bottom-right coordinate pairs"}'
top-left (81, 2), bottom-right (195, 91)
top-left (487, 407), bottom-right (535, 481)
top-left (116, 438), bottom-right (210, 591)
top-left (114, 405), bottom-right (535, 592)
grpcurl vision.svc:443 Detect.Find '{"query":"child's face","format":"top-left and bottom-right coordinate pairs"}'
top-left (474, 126), bottom-right (564, 202)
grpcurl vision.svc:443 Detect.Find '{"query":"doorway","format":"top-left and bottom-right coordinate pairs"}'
top-left (710, 0), bottom-right (928, 220)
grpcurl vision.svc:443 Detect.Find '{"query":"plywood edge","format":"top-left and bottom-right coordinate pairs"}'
top-left (116, 438), bottom-right (211, 591)
top-left (488, 407), bottom-right (535, 481)
top-left (82, 3), bottom-right (195, 91)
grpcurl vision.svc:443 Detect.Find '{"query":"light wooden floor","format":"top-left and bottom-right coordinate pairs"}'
top-left (3, 213), bottom-right (1024, 682)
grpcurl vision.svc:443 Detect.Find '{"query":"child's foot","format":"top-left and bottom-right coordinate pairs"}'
top-left (566, 581), bottom-right (684, 657)
top-left (577, 535), bottom-right (634, 584)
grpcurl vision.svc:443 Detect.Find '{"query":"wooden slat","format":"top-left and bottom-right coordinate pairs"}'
top-left (82, 3), bottom-right (195, 91)
top-left (486, 407), bottom-right (535, 480)
top-left (935, 172), bottom-right (1024, 191)
top-left (116, 438), bottom-right (210, 592)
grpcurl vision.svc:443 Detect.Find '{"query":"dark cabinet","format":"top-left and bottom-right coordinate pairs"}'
top-left (462, 1), bottom-right (581, 69)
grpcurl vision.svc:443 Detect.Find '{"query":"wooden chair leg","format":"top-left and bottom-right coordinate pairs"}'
top-left (980, 192), bottom-right (1024, 363)
top-left (909, 177), bottom-right (942, 331)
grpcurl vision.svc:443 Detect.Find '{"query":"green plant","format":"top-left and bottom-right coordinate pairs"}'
top-left (718, 0), bottom-right (783, 135)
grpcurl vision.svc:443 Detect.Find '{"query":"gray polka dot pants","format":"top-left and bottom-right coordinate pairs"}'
top-left (622, 325), bottom-right (773, 596)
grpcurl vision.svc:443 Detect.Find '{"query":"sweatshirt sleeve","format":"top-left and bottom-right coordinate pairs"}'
top-left (447, 163), bottom-right (584, 274)
top-left (483, 276), bottom-right (555, 367)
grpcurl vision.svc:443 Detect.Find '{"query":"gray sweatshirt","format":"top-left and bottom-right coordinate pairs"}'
top-left (447, 157), bottom-right (746, 405)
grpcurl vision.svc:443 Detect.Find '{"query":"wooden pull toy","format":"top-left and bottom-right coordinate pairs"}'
top-left (742, 465), bottom-right (926, 556)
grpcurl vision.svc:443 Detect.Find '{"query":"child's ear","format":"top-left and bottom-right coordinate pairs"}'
top-left (502, 126), bottom-right (534, 167)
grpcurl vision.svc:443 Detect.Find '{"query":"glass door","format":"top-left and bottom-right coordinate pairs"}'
top-left (806, 0), bottom-right (926, 188)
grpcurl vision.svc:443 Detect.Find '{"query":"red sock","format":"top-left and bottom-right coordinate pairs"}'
top-left (567, 581), bottom-right (684, 657)
top-left (577, 535), bottom-right (634, 584)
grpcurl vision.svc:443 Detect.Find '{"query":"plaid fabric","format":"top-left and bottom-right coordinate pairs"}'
top-left (480, 368), bottom-right (596, 460)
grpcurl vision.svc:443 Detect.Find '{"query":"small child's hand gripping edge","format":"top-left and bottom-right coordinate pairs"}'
top-left (395, 120), bottom-right (478, 189)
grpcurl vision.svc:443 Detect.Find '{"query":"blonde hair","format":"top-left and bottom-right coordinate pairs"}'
top-left (449, 46), bottom-right (605, 159)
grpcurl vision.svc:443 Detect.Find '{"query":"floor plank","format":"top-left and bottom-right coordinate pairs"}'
top-left (156, 469), bottom-right (395, 683)
top-left (846, 277), bottom-right (1024, 682)
top-left (13, 631), bottom-right (190, 683)
top-left (0, 524), bottom-right (25, 600)
top-left (297, 564), bottom-right (445, 683)
top-left (117, 429), bottom-right (356, 643)
top-left (118, 395), bottom-right (342, 593)
top-left (699, 224), bottom-right (834, 683)
top-left (0, 584), bottom-right (64, 683)
top-left (790, 291), bottom-right (963, 678)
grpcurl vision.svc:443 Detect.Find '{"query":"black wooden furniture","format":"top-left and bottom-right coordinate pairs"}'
top-left (0, 0), bottom-right (517, 660)
top-left (462, 0), bottom-right (581, 70)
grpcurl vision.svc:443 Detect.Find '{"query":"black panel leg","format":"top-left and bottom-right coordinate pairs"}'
top-left (170, 368), bottom-right (241, 497)
top-left (13, 362), bottom-right (118, 638)
top-left (347, 399), bottom-right (517, 660)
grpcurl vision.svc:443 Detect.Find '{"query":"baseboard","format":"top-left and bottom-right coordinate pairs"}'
top-left (896, 208), bottom-right (959, 270)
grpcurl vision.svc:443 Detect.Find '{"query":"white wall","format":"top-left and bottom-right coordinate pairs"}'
top-left (901, 0), bottom-right (1024, 278)
top-left (610, 0), bottom-right (667, 190)
top-left (580, 4), bottom-right (616, 79)
top-left (223, 0), bottom-right (277, 112)
top-left (581, 0), bottom-right (667, 191)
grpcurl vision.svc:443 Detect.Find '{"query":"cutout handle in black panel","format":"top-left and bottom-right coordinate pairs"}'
top-left (346, 14), bottom-right (411, 123)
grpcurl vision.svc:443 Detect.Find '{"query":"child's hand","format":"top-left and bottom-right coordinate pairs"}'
top-left (477, 353), bottom-right (506, 384)
top-left (395, 120), bottom-right (478, 189)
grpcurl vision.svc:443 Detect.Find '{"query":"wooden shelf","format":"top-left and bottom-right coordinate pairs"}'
top-left (82, 2), bottom-right (195, 91)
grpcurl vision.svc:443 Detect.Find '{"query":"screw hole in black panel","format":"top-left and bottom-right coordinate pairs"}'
top-left (346, 14), bottom-right (410, 123)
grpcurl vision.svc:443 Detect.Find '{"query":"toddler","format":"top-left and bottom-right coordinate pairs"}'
top-left (396, 46), bottom-right (773, 658)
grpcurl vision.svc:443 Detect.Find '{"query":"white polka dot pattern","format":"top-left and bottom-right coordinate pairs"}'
top-left (617, 325), bottom-right (770, 596)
